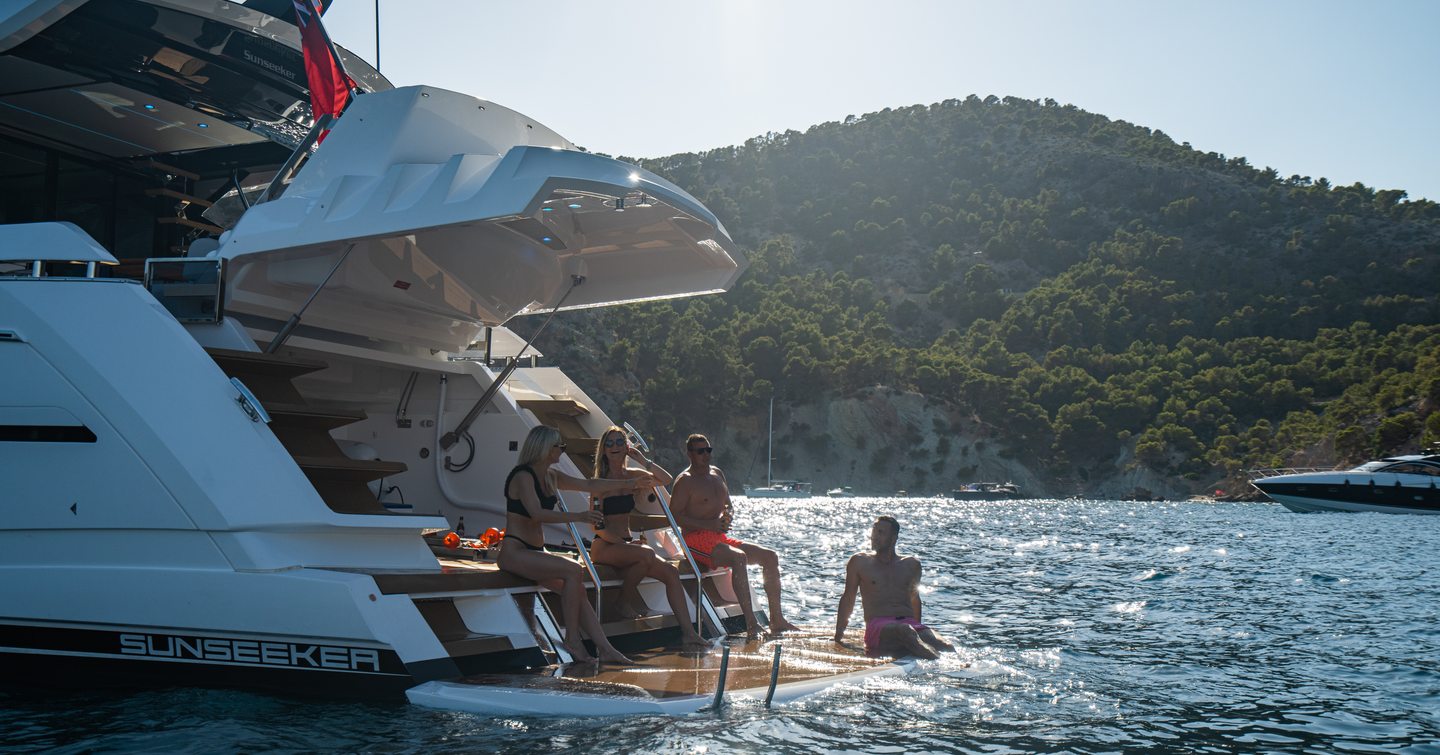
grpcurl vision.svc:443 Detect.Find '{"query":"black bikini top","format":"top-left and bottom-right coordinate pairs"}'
top-left (600, 493), bottom-right (636, 516)
top-left (505, 466), bottom-right (557, 518)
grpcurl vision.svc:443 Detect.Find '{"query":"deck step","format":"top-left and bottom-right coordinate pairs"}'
top-left (264, 404), bottom-right (368, 431)
top-left (206, 347), bottom-right (330, 380)
top-left (206, 348), bottom-right (330, 404)
top-left (267, 404), bottom-right (371, 457)
top-left (295, 456), bottom-right (407, 482)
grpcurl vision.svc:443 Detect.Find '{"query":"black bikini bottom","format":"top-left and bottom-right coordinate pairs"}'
top-left (504, 533), bottom-right (543, 551)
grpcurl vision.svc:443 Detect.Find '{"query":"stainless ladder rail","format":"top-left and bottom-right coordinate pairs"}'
top-left (523, 592), bottom-right (574, 665)
top-left (556, 497), bottom-right (606, 626)
top-left (624, 422), bottom-right (727, 638)
top-left (650, 485), bottom-right (727, 638)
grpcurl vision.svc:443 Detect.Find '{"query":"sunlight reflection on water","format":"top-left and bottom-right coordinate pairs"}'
top-left (3, 498), bottom-right (1438, 753)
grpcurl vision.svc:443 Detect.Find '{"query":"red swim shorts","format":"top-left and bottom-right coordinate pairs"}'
top-left (683, 529), bottom-right (744, 569)
top-left (864, 616), bottom-right (926, 657)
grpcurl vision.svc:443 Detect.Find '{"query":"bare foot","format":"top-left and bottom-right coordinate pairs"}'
top-left (680, 634), bottom-right (710, 652)
top-left (745, 623), bottom-right (762, 640)
top-left (769, 618), bottom-right (801, 633)
top-left (620, 594), bottom-right (650, 618)
top-left (598, 648), bottom-right (634, 664)
top-left (563, 640), bottom-right (595, 662)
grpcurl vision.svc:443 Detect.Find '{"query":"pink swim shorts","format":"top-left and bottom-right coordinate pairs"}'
top-left (864, 616), bottom-right (926, 657)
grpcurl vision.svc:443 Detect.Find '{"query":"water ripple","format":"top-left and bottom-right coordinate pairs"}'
top-left (2, 499), bottom-right (1438, 752)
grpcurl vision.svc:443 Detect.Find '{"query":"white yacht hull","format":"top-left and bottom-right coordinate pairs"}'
top-left (742, 489), bottom-right (812, 499)
top-left (1252, 460), bottom-right (1440, 515)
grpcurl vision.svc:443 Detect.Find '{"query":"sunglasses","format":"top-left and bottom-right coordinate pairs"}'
top-left (603, 438), bottom-right (628, 448)
top-left (689, 446), bottom-right (713, 455)
top-left (553, 442), bottom-right (567, 450)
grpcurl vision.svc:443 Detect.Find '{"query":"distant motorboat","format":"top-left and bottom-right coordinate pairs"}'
top-left (1250, 453), bottom-right (1440, 514)
top-left (826, 487), bottom-right (855, 498)
top-left (743, 481), bottom-right (813, 498)
top-left (950, 482), bottom-right (1025, 501)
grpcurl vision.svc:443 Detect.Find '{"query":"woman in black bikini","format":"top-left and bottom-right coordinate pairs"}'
top-left (498, 425), bottom-right (651, 664)
top-left (588, 426), bottom-right (708, 650)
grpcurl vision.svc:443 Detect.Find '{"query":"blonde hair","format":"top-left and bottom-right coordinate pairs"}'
top-left (593, 425), bottom-right (627, 478)
top-left (517, 425), bottom-right (562, 468)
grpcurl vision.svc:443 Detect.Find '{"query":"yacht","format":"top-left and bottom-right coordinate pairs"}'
top-left (0, 0), bottom-right (906, 714)
top-left (743, 481), bottom-right (813, 499)
top-left (741, 397), bottom-right (810, 498)
top-left (950, 482), bottom-right (1025, 501)
top-left (1251, 454), bottom-right (1440, 514)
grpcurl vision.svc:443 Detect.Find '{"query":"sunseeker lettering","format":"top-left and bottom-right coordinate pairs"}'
top-left (118, 634), bottom-right (381, 671)
top-left (241, 49), bottom-right (297, 81)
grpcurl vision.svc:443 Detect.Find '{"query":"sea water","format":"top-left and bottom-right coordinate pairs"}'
top-left (3, 498), bottom-right (1438, 753)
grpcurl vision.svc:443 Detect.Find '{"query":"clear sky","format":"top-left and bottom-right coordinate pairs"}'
top-left (319, 1), bottom-right (1440, 201)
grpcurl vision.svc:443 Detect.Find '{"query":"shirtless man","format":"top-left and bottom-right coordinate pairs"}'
top-left (669, 433), bottom-right (800, 637)
top-left (834, 516), bottom-right (956, 659)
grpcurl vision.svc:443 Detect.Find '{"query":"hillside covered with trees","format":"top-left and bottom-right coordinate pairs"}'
top-left (522, 95), bottom-right (1440, 497)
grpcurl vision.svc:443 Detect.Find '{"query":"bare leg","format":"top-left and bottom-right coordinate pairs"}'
top-left (708, 543), bottom-right (760, 637)
top-left (591, 540), bottom-right (658, 618)
top-left (618, 561), bottom-right (649, 618)
top-left (878, 623), bottom-right (939, 660)
top-left (570, 591), bottom-right (633, 664)
top-left (916, 625), bottom-right (956, 654)
top-left (738, 542), bottom-right (798, 632)
top-left (555, 571), bottom-right (599, 661)
top-left (651, 559), bottom-right (708, 649)
top-left (498, 545), bottom-right (598, 661)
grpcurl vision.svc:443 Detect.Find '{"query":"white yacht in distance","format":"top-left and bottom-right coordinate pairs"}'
top-left (1251, 453), bottom-right (1440, 514)
top-left (0, 0), bottom-right (906, 715)
top-left (741, 396), bottom-right (811, 498)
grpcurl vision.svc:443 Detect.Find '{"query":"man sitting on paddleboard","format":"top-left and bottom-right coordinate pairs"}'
top-left (669, 433), bottom-right (800, 638)
top-left (834, 515), bottom-right (957, 659)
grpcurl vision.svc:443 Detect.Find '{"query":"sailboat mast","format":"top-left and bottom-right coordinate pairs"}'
top-left (767, 396), bottom-right (774, 487)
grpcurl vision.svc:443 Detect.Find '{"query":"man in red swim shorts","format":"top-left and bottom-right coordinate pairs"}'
top-left (834, 516), bottom-right (957, 659)
top-left (670, 433), bottom-right (799, 637)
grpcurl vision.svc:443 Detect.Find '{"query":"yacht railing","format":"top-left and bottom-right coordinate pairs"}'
top-left (623, 422), bottom-right (725, 639)
top-left (555, 498), bottom-right (606, 623)
top-left (258, 113), bottom-right (333, 205)
top-left (1247, 466), bottom-right (1344, 479)
top-left (0, 260), bottom-right (112, 278)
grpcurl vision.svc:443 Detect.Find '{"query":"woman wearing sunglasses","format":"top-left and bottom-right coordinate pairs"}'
top-left (499, 424), bottom-right (654, 663)
top-left (589, 426), bottom-right (708, 650)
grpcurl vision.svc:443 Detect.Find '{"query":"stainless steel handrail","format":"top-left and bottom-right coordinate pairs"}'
top-left (440, 274), bottom-right (586, 451)
top-left (764, 643), bottom-right (783, 707)
top-left (555, 497), bottom-right (606, 627)
top-left (710, 644), bottom-right (730, 710)
top-left (650, 485), bottom-right (726, 639)
top-left (624, 422), bottom-right (726, 638)
top-left (260, 113), bottom-right (333, 204)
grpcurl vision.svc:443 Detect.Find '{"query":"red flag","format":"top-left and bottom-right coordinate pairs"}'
top-left (293, 0), bottom-right (354, 136)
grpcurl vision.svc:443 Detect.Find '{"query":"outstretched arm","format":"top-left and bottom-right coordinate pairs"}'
top-left (909, 560), bottom-right (923, 623)
top-left (834, 555), bottom-right (862, 643)
top-left (510, 469), bottom-right (593, 526)
top-left (553, 468), bottom-right (655, 495)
